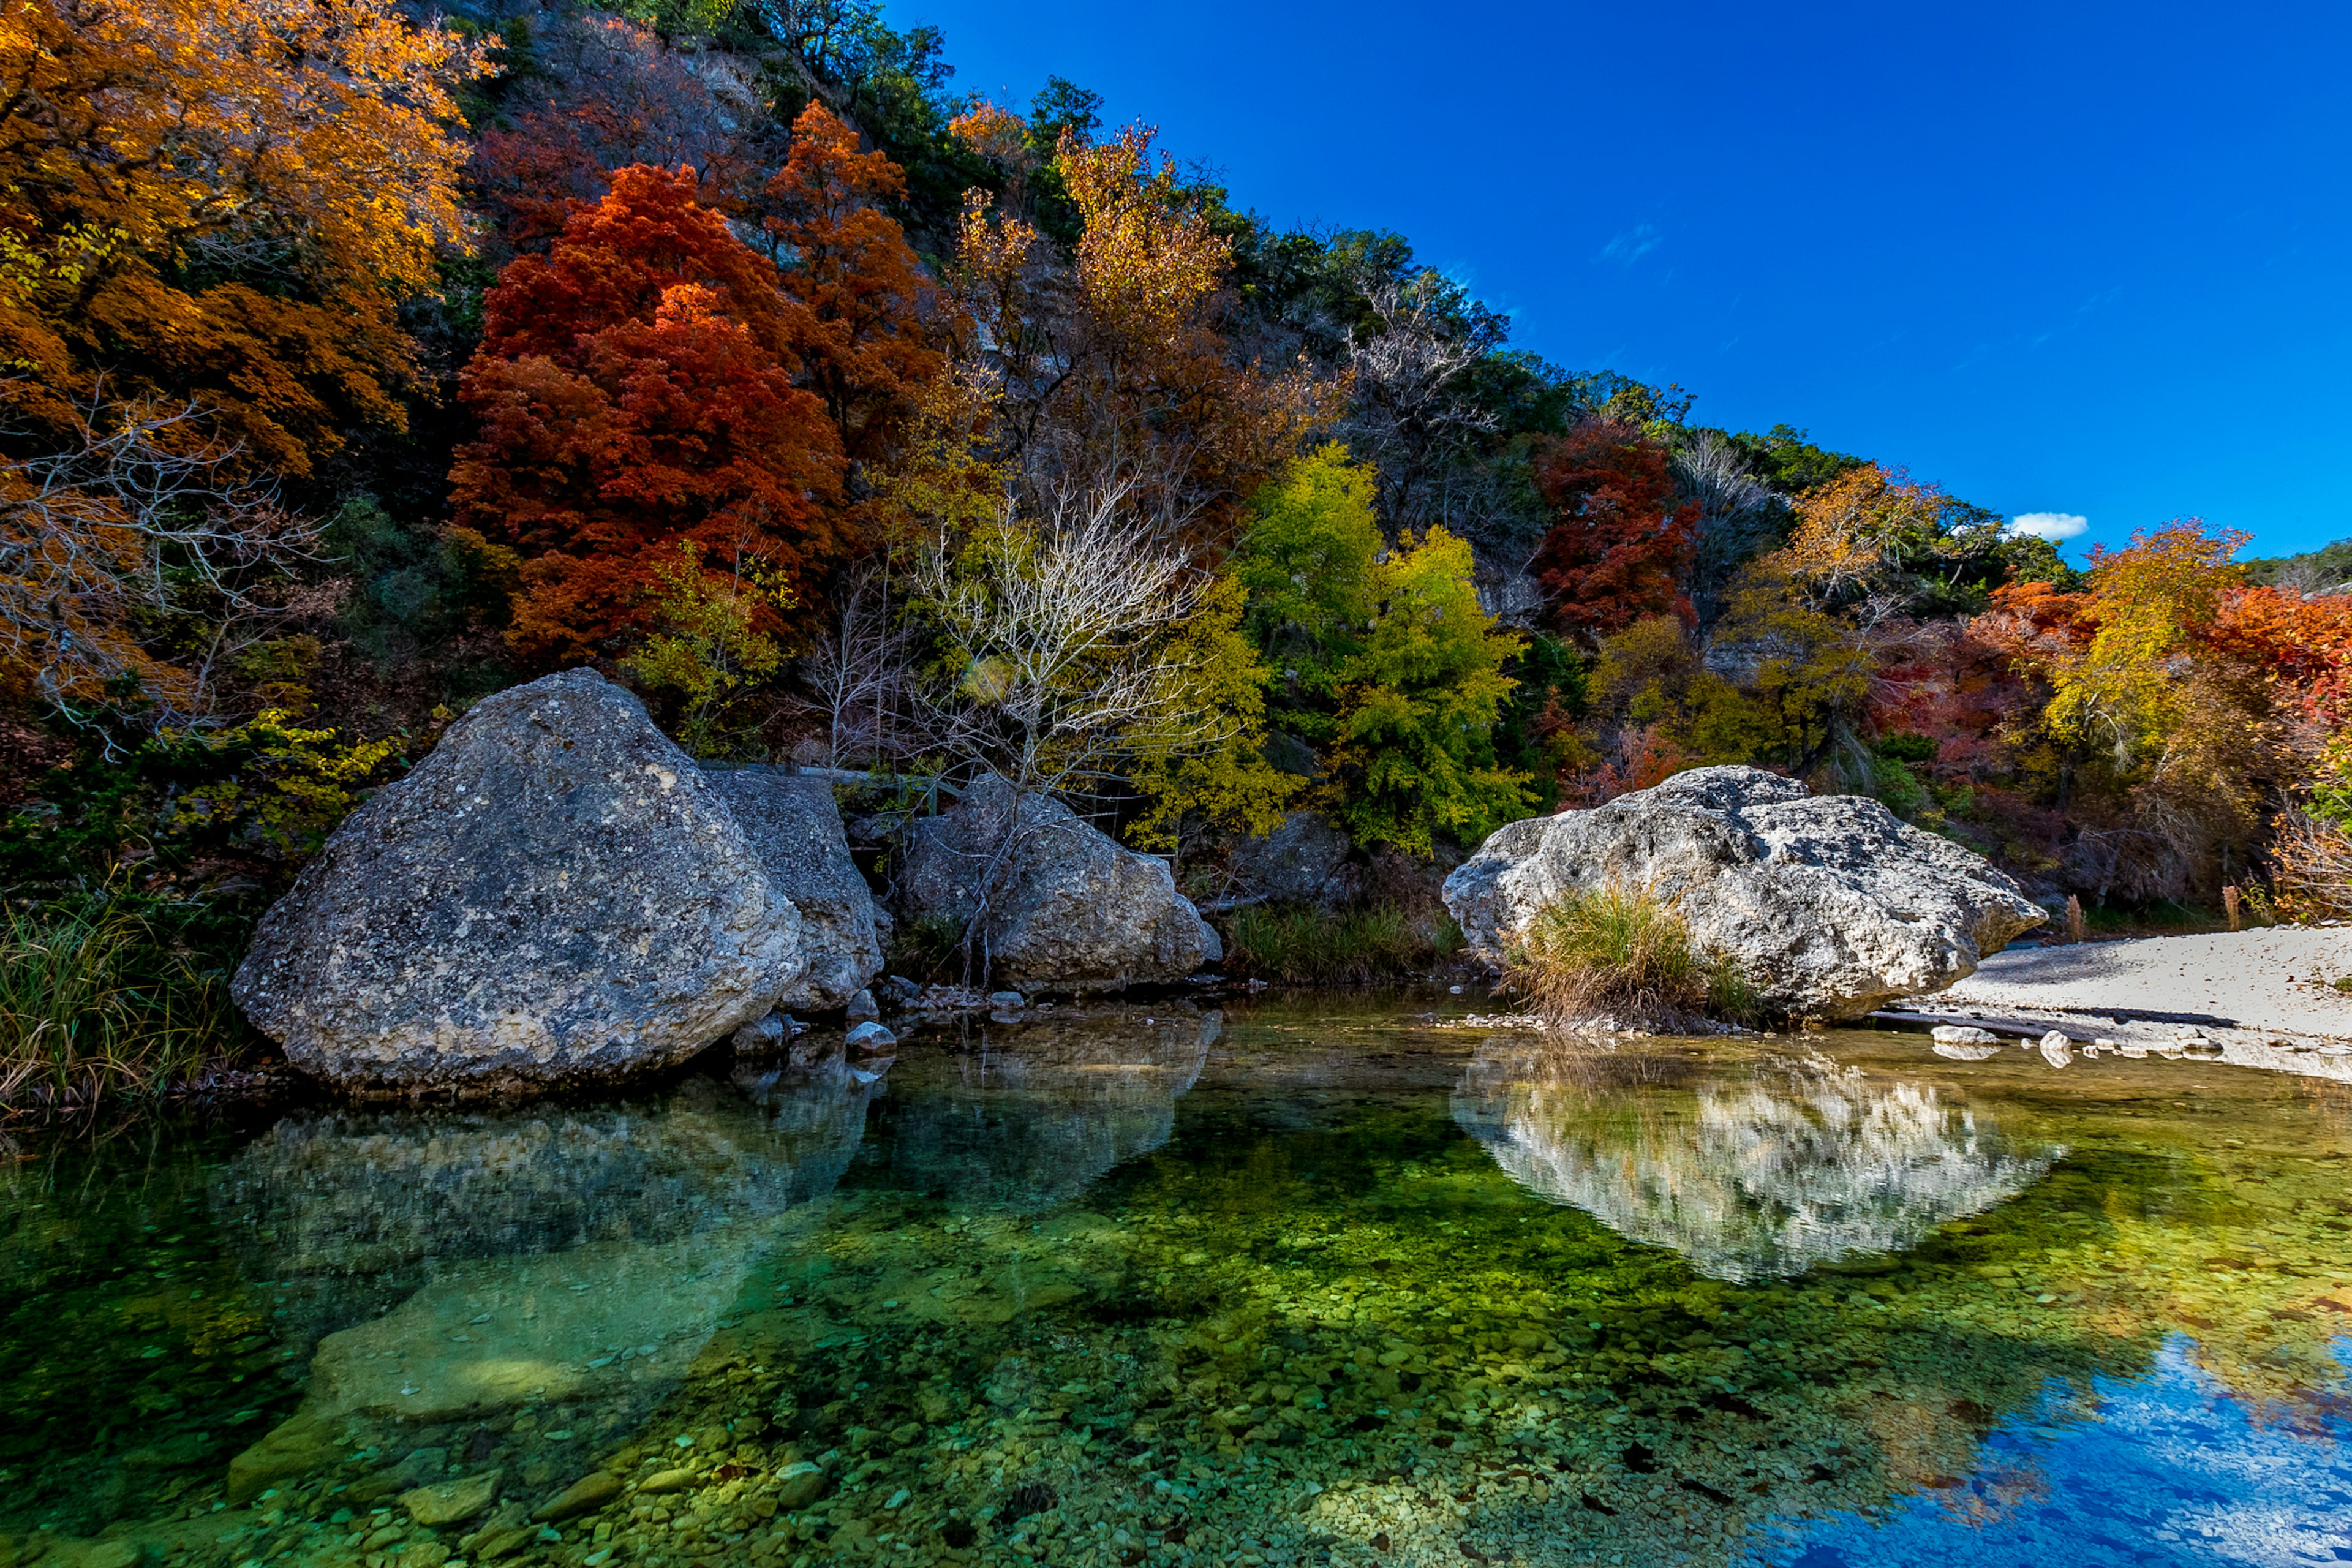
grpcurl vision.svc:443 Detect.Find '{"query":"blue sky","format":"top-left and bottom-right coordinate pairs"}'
top-left (889, 0), bottom-right (2351, 562)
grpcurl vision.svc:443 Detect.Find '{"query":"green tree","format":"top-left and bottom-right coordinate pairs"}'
top-left (1327, 527), bottom-right (1532, 854)
top-left (1492, 631), bottom-right (1588, 807)
top-left (1232, 447), bottom-right (1532, 852)
top-left (1234, 443), bottom-right (1382, 750)
top-left (621, 543), bottom-right (788, 757)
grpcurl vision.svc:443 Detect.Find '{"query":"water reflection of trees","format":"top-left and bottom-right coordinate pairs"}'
top-left (865, 1008), bottom-right (1216, 1208)
top-left (1452, 1038), bottom-right (2063, 1280)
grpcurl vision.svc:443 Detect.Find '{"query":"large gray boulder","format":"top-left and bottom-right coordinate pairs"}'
top-left (1442, 766), bottom-right (2045, 1019)
top-left (901, 773), bottom-right (1221, 993)
top-left (233, 670), bottom-right (802, 1089)
top-left (1226, 809), bottom-right (1357, 908)
top-left (706, 767), bottom-right (883, 1011)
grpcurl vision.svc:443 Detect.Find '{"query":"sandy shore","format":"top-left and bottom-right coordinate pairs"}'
top-left (1880, 927), bottom-right (2352, 1077)
top-left (1941, 926), bottom-right (2352, 1036)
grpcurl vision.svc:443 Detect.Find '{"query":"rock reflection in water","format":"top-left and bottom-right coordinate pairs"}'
top-left (872, 1006), bottom-right (1215, 1207)
top-left (1452, 1038), bottom-right (2060, 1280)
top-left (214, 1058), bottom-right (879, 1317)
top-left (209, 1054), bottom-right (883, 1496)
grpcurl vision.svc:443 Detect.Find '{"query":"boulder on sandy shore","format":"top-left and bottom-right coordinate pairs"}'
top-left (232, 670), bottom-right (802, 1089)
top-left (900, 773), bottom-right (1220, 993)
top-left (1442, 765), bottom-right (2045, 1019)
top-left (705, 767), bottom-right (883, 1011)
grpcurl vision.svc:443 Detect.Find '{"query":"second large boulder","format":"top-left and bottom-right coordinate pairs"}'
top-left (232, 670), bottom-right (802, 1089)
top-left (706, 767), bottom-right (884, 1011)
top-left (1442, 766), bottom-right (2045, 1019)
top-left (900, 774), bottom-right (1220, 993)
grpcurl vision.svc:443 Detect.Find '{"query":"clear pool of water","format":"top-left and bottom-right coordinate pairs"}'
top-left (2, 998), bottom-right (2348, 1568)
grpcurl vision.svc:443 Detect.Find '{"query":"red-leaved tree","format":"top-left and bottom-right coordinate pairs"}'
top-left (761, 104), bottom-right (944, 467)
top-left (449, 165), bottom-right (846, 662)
top-left (1530, 416), bottom-right (1699, 643)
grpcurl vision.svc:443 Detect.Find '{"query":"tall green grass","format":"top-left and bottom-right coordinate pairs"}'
top-left (0, 899), bottom-right (247, 1110)
top-left (1222, 903), bottom-right (1444, 984)
top-left (883, 910), bottom-right (983, 987)
top-left (1506, 882), bottom-right (1756, 1027)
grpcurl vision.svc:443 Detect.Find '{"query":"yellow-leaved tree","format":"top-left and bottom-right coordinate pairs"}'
top-left (1326, 527), bottom-right (1531, 854)
top-left (0, 0), bottom-right (491, 462)
top-left (945, 109), bottom-right (1333, 543)
top-left (2045, 521), bottom-right (2248, 770)
top-left (1123, 571), bottom-right (1302, 854)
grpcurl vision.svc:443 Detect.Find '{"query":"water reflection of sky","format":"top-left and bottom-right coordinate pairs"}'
top-left (1743, 1338), bottom-right (2352, 1568)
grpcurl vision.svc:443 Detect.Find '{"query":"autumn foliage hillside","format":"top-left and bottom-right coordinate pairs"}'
top-left (5, 0), bottom-right (2350, 1008)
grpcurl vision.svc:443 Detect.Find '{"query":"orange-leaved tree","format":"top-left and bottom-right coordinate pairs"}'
top-left (0, 0), bottom-right (488, 710)
top-left (449, 165), bottom-right (846, 663)
top-left (1776, 462), bottom-right (2005, 617)
top-left (1060, 126), bottom-right (1231, 364)
top-left (2204, 584), bottom-right (2352, 731)
top-left (761, 105), bottom-right (945, 469)
top-left (0, 0), bottom-right (490, 470)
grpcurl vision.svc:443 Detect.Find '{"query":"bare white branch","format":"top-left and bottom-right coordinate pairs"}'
top-left (907, 476), bottom-right (1235, 799)
top-left (797, 559), bottom-right (918, 769)
top-left (0, 383), bottom-right (319, 719)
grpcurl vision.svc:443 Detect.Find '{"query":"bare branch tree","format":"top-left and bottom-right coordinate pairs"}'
top-left (1344, 271), bottom-right (1498, 447)
top-left (798, 559), bottom-right (918, 768)
top-left (908, 477), bottom-right (1234, 799)
top-left (895, 477), bottom-right (1256, 982)
top-left (0, 386), bottom-right (318, 720)
top-left (1340, 267), bottom-right (1503, 536)
top-left (1671, 429), bottom-right (1786, 625)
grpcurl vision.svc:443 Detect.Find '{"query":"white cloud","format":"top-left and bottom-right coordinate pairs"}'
top-left (1597, 224), bottom-right (1662, 266)
top-left (2007, 511), bottom-right (2089, 541)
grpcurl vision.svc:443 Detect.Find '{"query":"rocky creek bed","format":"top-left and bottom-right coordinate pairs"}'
top-left (2, 998), bottom-right (2350, 1568)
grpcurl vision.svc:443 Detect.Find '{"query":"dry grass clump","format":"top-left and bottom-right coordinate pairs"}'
top-left (1505, 882), bottom-right (1756, 1028)
top-left (0, 898), bottom-right (247, 1110)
